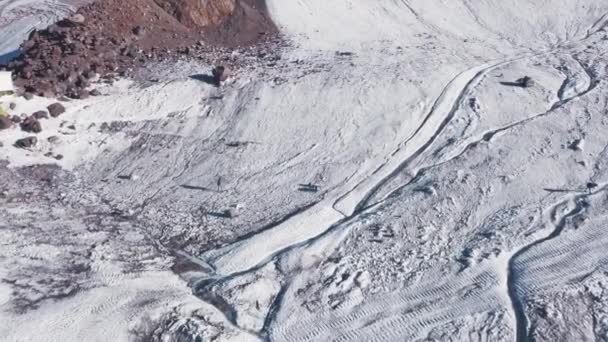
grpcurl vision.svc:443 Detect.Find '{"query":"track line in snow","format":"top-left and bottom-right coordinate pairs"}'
top-left (186, 11), bottom-right (608, 339)
top-left (270, 265), bottom-right (505, 341)
top-left (506, 183), bottom-right (608, 342)
top-left (198, 23), bottom-right (606, 284)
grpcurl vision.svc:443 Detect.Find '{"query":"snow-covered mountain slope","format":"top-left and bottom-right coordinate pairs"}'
top-left (1, 1), bottom-right (608, 341)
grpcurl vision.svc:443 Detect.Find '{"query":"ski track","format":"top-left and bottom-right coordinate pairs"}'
top-left (200, 18), bottom-right (606, 278)
top-left (203, 55), bottom-right (524, 279)
top-left (186, 15), bottom-right (608, 340)
top-left (373, 45), bottom-right (603, 206)
top-left (270, 265), bottom-right (505, 341)
top-left (508, 184), bottom-right (608, 342)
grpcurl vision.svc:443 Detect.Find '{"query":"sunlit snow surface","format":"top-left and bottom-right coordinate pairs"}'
top-left (2, 1), bottom-right (608, 341)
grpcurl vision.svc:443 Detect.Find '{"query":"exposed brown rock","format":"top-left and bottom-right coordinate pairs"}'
top-left (154, 0), bottom-right (236, 28)
top-left (6, 0), bottom-right (276, 98)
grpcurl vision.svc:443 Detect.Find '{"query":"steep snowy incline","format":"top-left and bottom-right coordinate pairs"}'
top-left (1, 1), bottom-right (608, 342)
top-left (196, 0), bottom-right (608, 278)
top-left (267, 0), bottom-right (608, 52)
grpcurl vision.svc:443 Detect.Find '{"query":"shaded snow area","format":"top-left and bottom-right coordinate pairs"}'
top-left (2, 1), bottom-right (608, 341)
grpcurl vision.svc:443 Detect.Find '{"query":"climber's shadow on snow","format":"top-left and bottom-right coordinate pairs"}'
top-left (180, 184), bottom-right (215, 192)
top-left (206, 211), bottom-right (232, 218)
top-left (543, 188), bottom-right (576, 193)
top-left (499, 81), bottom-right (524, 87)
top-left (499, 76), bottom-right (535, 88)
top-left (298, 183), bottom-right (320, 192)
top-left (189, 74), bottom-right (218, 86)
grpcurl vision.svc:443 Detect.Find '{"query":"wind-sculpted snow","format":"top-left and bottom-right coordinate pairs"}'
top-left (1, 1), bottom-right (608, 341)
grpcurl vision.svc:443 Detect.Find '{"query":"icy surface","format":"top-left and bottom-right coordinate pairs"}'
top-left (2, 1), bottom-right (608, 341)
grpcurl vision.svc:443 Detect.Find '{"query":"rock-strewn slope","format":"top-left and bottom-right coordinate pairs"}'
top-left (1, 0), bottom-right (275, 98)
top-left (154, 0), bottom-right (236, 28)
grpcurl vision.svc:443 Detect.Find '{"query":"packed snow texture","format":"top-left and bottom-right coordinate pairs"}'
top-left (2, 0), bottom-right (608, 341)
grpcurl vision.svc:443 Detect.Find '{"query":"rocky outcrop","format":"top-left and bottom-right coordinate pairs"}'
top-left (1, 0), bottom-right (276, 98)
top-left (154, 0), bottom-right (236, 28)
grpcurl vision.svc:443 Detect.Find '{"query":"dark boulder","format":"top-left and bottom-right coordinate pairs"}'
top-left (47, 102), bottom-right (66, 117)
top-left (15, 136), bottom-right (38, 148)
top-left (20, 116), bottom-right (42, 133)
top-left (0, 116), bottom-right (13, 130)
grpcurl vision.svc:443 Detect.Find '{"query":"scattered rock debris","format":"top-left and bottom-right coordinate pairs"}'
top-left (1, 0), bottom-right (277, 98)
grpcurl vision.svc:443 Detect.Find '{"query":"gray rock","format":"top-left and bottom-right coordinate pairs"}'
top-left (0, 116), bottom-right (13, 130)
top-left (20, 116), bottom-right (42, 133)
top-left (33, 110), bottom-right (49, 119)
top-left (47, 103), bottom-right (66, 117)
top-left (47, 136), bottom-right (61, 144)
top-left (15, 136), bottom-right (37, 148)
top-left (68, 14), bottom-right (85, 24)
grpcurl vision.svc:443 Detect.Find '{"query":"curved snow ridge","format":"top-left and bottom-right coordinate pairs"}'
top-left (333, 57), bottom-right (516, 216)
top-left (199, 22), bottom-right (608, 280)
top-left (201, 56), bottom-right (525, 277)
top-left (202, 203), bottom-right (344, 276)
